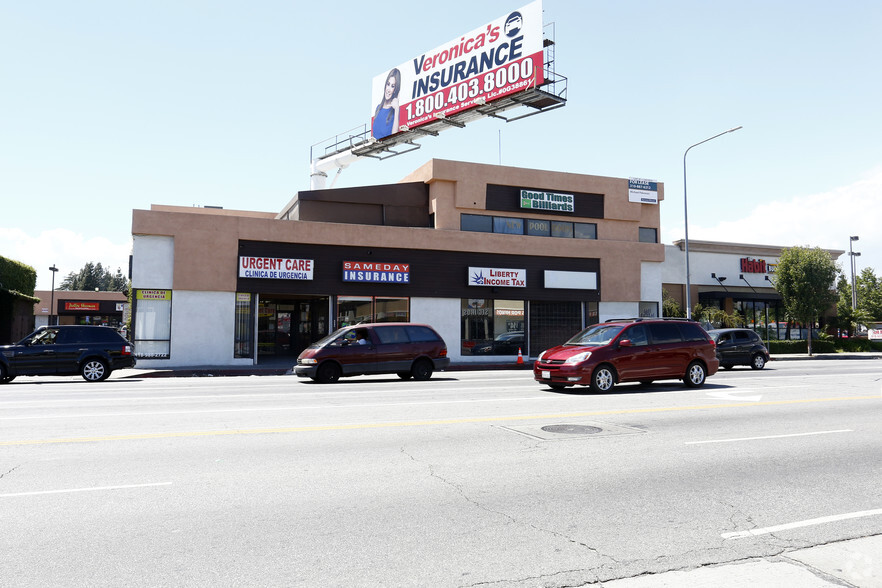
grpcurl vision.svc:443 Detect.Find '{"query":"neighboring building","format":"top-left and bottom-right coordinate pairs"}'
top-left (131, 159), bottom-right (665, 368)
top-left (33, 290), bottom-right (128, 329)
top-left (0, 255), bottom-right (38, 344)
top-left (662, 240), bottom-right (844, 338)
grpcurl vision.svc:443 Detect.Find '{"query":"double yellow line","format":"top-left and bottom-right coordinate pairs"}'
top-left (2, 395), bottom-right (878, 446)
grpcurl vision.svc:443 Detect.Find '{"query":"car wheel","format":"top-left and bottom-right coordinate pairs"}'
top-left (81, 359), bottom-right (110, 382)
top-left (315, 362), bottom-right (341, 384)
top-left (684, 361), bottom-right (706, 388)
top-left (590, 365), bottom-right (615, 393)
top-left (411, 359), bottom-right (434, 381)
top-left (397, 372), bottom-right (413, 380)
top-left (750, 354), bottom-right (766, 370)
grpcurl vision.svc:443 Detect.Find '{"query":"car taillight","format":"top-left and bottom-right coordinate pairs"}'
top-left (439, 348), bottom-right (447, 357)
top-left (121, 345), bottom-right (132, 356)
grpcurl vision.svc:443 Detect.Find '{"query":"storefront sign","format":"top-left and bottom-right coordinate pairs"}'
top-left (519, 189), bottom-right (574, 213)
top-left (343, 261), bottom-right (410, 283)
top-left (136, 290), bottom-right (171, 301)
top-left (64, 302), bottom-right (100, 311)
top-left (740, 257), bottom-right (768, 273)
top-left (238, 256), bottom-right (314, 280)
top-left (869, 328), bottom-right (882, 341)
top-left (469, 267), bottom-right (526, 287)
top-left (544, 270), bottom-right (597, 290)
top-left (628, 178), bottom-right (659, 204)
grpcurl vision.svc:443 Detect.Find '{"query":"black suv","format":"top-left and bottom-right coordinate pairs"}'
top-left (0, 325), bottom-right (136, 383)
top-left (707, 328), bottom-right (770, 370)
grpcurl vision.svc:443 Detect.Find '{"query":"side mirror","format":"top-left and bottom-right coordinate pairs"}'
top-left (618, 339), bottom-right (632, 348)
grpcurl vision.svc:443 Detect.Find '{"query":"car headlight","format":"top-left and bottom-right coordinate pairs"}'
top-left (299, 358), bottom-right (317, 365)
top-left (565, 351), bottom-right (592, 365)
top-left (537, 350), bottom-right (547, 362)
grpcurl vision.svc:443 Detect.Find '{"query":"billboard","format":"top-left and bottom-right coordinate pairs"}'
top-left (370, 1), bottom-right (544, 140)
top-left (628, 178), bottom-right (659, 204)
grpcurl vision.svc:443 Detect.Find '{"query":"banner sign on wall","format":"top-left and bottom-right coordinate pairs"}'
top-left (370, 0), bottom-right (544, 140)
top-left (136, 290), bottom-right (171, 301)
top-left (239, 256), bottom-right (314, 280)
top-left (520, 189), bottom-right (574, 212)
top-left (469, 267), bottom-right (526, 287)
top-left (343, 261), bottom-right (411, 283)
top-left (64, 302), bottom-right (100, 311)
top-left (628, 178), bottom-right (659, 204)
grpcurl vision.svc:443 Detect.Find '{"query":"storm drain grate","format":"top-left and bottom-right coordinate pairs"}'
top-left (541, 424), bottom-right (603, 435)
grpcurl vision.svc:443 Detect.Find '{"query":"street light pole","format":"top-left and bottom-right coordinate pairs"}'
top-left (49, 265), bottom-right (59, 326)
top-left (849, 236), bottom-right (860, 309)
top-left (683, 126), bottom-right (742, 319)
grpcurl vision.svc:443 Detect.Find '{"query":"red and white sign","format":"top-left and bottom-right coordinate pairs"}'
top-left (64, 302), bottom-right (100, 311)
top-left (370, 1), bottom-right (544, 140)
top-left (239, 256), bottom-right (314, 280)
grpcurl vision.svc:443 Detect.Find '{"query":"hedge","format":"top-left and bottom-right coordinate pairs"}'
top-left (0, 256), bottom-right (37, 298)
top-left (768, 339), bottom-right (882, 354)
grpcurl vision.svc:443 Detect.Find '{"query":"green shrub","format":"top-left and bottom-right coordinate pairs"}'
top-left (769, 338), bottom-right (881, 353)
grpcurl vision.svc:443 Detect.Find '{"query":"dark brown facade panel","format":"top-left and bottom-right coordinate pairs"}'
top-left (486, 184), bottom-right (604, 218)
top-left (237, 241), bottom-right (600, 302)
top-left (295, 182), bottom-right (431, 227)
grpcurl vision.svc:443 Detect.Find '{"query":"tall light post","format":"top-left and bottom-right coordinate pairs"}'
top-left (49, 265), bottom-right (59, 326)
top-left (849, 236), bottom-right (860, 309)
top-left (683, 126), bottom-right (742, 319)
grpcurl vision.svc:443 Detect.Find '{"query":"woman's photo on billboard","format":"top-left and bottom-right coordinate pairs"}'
top-left (372, 68), bottom-right (400, 139)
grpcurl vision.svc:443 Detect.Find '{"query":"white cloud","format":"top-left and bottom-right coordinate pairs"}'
top-left (687, 167), bottom-right (882, 273)
top-left (0, 228), bottom-right (132, 291)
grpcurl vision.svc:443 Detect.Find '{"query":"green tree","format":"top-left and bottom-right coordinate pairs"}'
top-left (833, 274), bottom-right (873, 337)
top-left (662, 289), bottom-right (685, 318)
top-left (855, 267), bottom-right (882, 321)
top-left (771, 246), bottom-right (838, 355)
top-left (59, 262), bottom-right (129, 293)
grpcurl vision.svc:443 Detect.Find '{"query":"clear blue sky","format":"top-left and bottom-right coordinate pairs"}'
top-left (2, 0), bottom-right (880, 291)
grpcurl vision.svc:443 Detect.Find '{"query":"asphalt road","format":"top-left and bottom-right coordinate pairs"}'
top-left (1, 360), bottom-right (881, 587)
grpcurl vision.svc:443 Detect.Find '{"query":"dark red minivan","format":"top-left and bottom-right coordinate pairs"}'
top-left (534, 318), bottom-right (718, 393)
top-left (294, 323), bottom-right (449, 383)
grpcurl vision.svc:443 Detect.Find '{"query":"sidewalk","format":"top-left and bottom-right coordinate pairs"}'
top-left (603, 534), bottom-right (881, 587)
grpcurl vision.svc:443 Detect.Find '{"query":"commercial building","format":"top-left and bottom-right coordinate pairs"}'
top-left (663, 240), bottom-right (844, 338)
top-left (33, 290), bottom-right (128, 329)
top-left (130, 159), bottom-right (665, 368)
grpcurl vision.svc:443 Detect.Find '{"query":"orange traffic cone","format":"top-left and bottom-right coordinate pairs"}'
top-left (516, 348), bottom-right (524, 365)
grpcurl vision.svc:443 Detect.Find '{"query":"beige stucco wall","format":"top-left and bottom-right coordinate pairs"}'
top-left (132, 159), bottom-right (665, 304)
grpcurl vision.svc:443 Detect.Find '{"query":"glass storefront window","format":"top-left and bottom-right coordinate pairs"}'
top-left (461, 299), bottom-right (525, 356)
top-left (133, 289), bottom-right (172, 359)
top-left (574, 223), bottom-right (597, 239)
top-left (337, 296), bottom-right (409, 326)
top-left (234, 293), bottom-right (254, 358)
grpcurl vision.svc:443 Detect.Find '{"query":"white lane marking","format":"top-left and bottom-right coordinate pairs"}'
top-left (722, 509), bottom-right (882, 539)
top-left (0, 482), bottom-right (173, 498)
top-left (0, 395), bottom-right (555, 420)
top-left (707, 390), bottom-right (763, 401)
top-left (686, 429), bottom-right (853, 445)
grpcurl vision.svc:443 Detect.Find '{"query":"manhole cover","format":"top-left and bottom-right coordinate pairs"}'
top-left (541, 424), bottom-right (603, 435)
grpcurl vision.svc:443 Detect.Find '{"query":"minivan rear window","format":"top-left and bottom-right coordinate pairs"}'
top-left (375, 326), bottom-right (409, 344)
top-left (677, 323), bottom-right (709, 342)
top-left (404, 325), bottom-right (440, 342)
top-left (648, 323), bottom-right (683, 344)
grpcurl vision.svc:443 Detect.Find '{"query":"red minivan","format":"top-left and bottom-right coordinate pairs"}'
top-left (534, 318), bottom-right (718, 393)
top-left (294, 323), bottom-right (450, 383)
